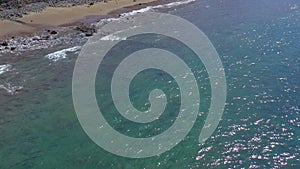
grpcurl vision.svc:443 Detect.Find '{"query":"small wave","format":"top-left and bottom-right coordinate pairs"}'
top-left (45, 46), bottom-right (81, 62)
top-left (121, 0), bottom-right (196, 17)
top-left (96, 0), bottom-right (196, 27)
top-left (100, 34), bottom-right (127, 41)
top-left (153, 0), bottom-right (197, 9)
top-left (0, 83), bottom-right (23, 95)
top-left (0, 64), bottom-right (12, 75)
top-left (290, 4), bottom-right (298, 10)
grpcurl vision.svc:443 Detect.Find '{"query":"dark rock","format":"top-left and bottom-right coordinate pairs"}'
top-left (75, 24), bottom-right (96, 34)
top-left (32, 37), bottom-right (39, 40)
top-left (1, 41), bottom-right (8, 46)
top-left (85, 32), bottom-right (93, 37)
top-left (0, 0), bottom-right (106, 20)
top-left (10, 46), bottom-right (16, 51)
top-left (50, 30), bottom-right (57, 34)
top-left (14, 87), bottom-right (23, 93)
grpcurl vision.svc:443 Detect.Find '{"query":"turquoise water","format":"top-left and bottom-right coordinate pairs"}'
top-left (0, 0), bottom-right (299, 168)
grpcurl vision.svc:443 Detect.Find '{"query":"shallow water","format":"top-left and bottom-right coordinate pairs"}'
top-left (0, 0), bottom-right (299, 168)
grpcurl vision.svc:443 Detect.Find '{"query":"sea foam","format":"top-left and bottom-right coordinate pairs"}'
top-left (96, 0), bottom-right (196, 27)
top-left (120, 0), bottom-right (196, 17)
top-left (46, 0), bottom-right (196, 60)
top-left (0, 64), bottom-right (11, 75)
top-left (45, 46), bottom-right (81, 62)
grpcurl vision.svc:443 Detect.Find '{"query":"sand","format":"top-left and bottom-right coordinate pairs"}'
top-left (0, 0), bottom-right (157, 39)
top-left (0, 20), bottom-right (37, 38)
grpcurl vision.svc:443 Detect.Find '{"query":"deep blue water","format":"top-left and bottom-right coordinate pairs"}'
top-left (0, 0), bottom-right (299, 168)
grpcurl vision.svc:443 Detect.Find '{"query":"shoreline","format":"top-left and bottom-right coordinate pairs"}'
top-left (0, 0), bottom-right (196, 54)
top-left (0, 0), bottom-right (159, 40)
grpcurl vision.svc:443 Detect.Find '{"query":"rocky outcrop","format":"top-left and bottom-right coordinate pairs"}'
top-left (0, 0), bottom-right (106, 20)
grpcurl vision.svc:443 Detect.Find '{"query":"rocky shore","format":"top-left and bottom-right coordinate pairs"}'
top-left (0, 0), bottom-right (195, 54)
top-left (0, 0), bottom-right (196, 94)
top-left (0, 0), bottom-right (158, 53)
top-left (0, 0), bottom-right (105, 20)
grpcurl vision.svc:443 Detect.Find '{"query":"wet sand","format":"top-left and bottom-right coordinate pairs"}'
top-left (0, 0), bottom-right (157, 39)
top-left (0, 20), bottom-right (37, 38)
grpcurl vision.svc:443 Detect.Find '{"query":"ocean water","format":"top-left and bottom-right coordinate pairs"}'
top-left (0, 0), bottom-right (299, 168)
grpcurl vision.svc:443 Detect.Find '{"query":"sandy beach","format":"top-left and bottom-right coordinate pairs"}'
top-left (0, 0), bottom-right (157, 39)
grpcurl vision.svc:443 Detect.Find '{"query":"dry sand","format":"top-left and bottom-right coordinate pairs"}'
top-left (0, 0), bottom-right (157, 39)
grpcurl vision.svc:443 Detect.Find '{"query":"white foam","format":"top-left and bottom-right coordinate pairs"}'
top-left (153, 0), bottom-right (196, 9)
top-left (100, 34), bottom-right (127, 41)
top-left (120, 0), bottom-right (196, 17)
top-left (0, 64), bottom-right (11, 75)
top-left (291, 4), bottom-right (298, 10)
top-left (45, 46), bottom-right (81, 62)
top-left (0, 83), bottom-right (23, 95)
top-left (120, 6), bottom-right (154, 17)
top-left (95, 0), bottom-right (196, 27)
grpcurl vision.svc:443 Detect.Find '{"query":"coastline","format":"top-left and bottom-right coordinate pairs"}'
top-left (0, 0), bottom-right (159, 39)
top-left (0, 0), bottom-right (196, 55)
